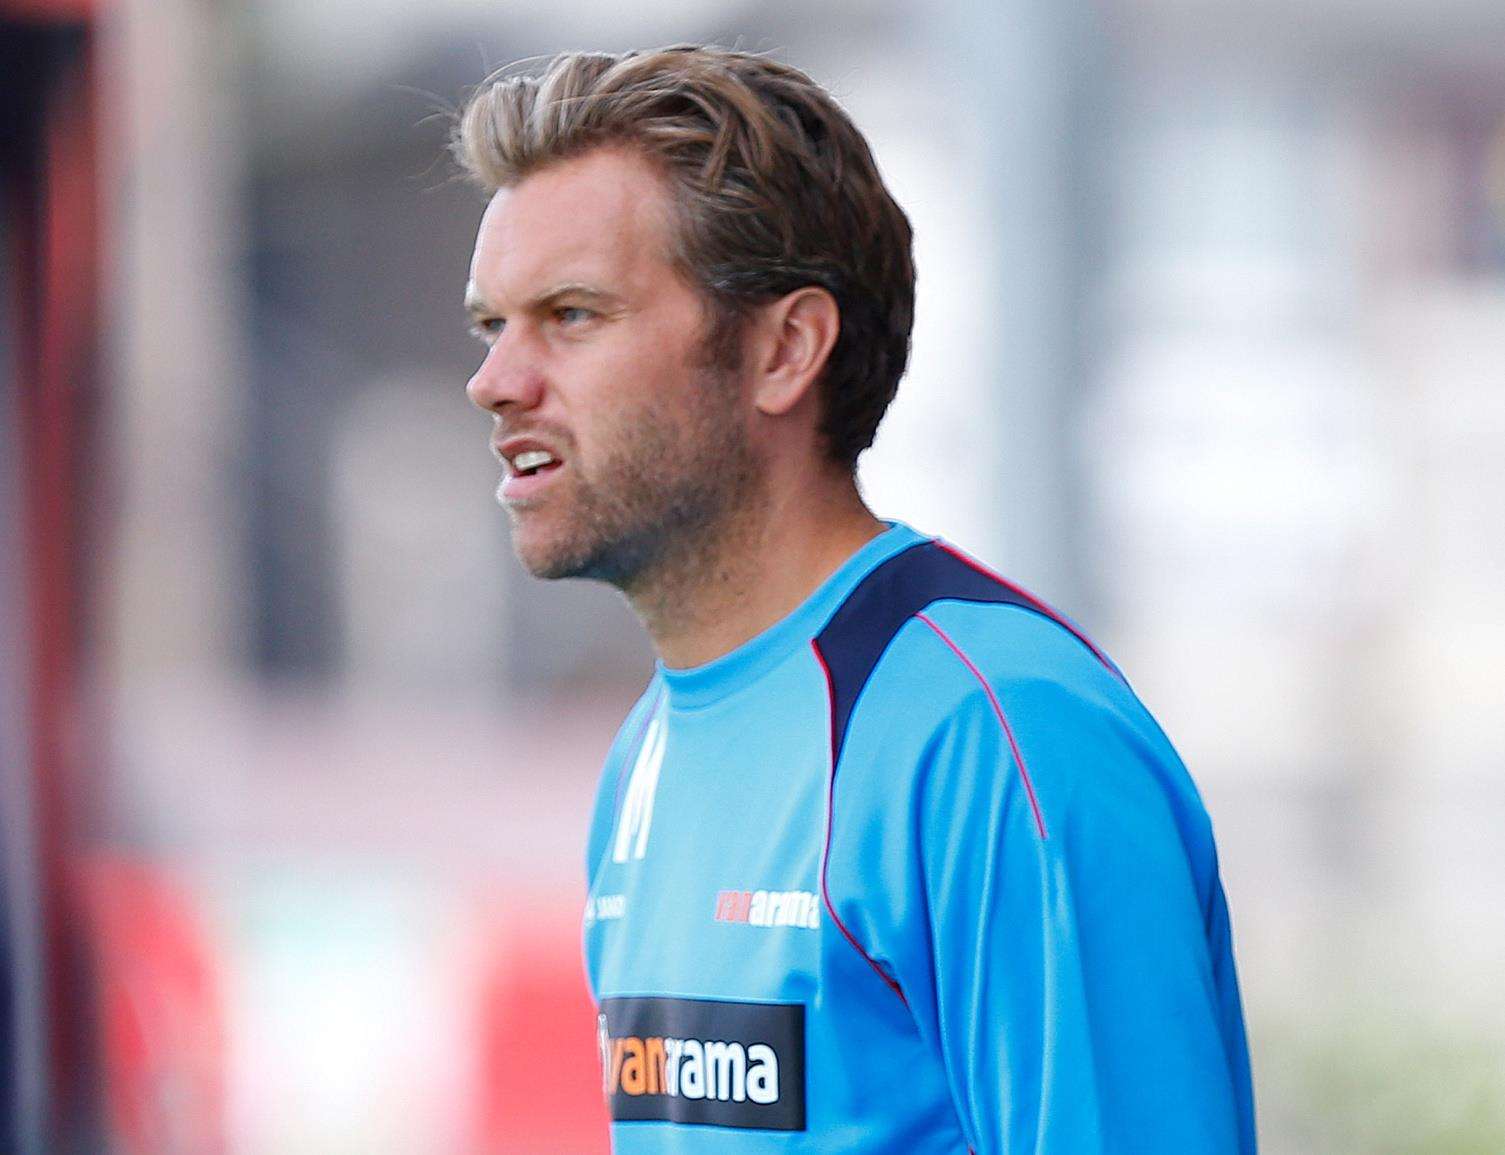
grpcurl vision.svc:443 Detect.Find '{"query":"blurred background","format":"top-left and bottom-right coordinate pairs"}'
top-left (3, 0), bottom-right (1504, 1150)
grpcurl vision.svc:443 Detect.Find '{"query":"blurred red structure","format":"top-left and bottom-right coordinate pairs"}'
top-left (469, 897), bottom-right (608, 1154)
top-left (80, 857), bottom-right (227, 1155)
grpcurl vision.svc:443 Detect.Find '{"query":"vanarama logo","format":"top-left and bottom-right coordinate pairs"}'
top-left (597, 996), bottom-right (805, 1131)
top-left (714, 889), bottom-right (820, 929)
top-left (600, 1020), bottom-right (780, 1102)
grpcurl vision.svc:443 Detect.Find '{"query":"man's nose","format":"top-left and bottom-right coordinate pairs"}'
top-left (466, 331), bottom-right (546, 413)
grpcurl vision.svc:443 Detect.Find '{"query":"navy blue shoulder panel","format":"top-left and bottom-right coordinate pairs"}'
top-left (812, 539), bottom-right (1114, 766)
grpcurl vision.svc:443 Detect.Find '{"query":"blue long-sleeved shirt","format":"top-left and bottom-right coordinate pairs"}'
top-left (584, 522), bottom-right (1256, 1152)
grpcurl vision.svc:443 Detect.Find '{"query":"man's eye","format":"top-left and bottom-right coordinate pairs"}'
top-left (556, 306), bottom-right (594, 326)
top-left (470, 317), bottom-right (504, 343)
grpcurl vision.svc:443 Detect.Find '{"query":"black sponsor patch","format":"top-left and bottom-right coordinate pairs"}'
top-left (598, 996), bottom-right (805, 1131)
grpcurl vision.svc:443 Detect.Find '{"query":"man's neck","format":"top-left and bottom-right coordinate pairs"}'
top-left (627, 479), bottom-right (885, 670)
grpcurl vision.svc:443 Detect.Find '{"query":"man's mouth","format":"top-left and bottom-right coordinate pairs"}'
top-left (497, 443), bottom-right (566, 503)
top-left (509, 448), bottom-right (559, 478)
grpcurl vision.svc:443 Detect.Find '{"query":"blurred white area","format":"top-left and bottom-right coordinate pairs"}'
top-left (227, 871), bottom-right (468, 1155)
top-left (97, 0), bottom-right (1505, 1151)
top-left (331, 377), bottom-right (510, 692)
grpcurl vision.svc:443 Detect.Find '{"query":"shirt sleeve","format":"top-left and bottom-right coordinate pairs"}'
top-left (894, 674), bottom-right (1251, 1154)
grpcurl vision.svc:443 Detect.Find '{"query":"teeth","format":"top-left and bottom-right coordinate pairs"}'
top-left (512, 449), bottom-right (556, 474)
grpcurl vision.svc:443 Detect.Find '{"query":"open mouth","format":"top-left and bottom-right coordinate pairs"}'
top-left (510, 448), bottom-right (562, 478)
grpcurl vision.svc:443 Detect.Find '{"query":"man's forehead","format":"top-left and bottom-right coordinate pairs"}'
top-left (468, 149), bottom-right (676, 304)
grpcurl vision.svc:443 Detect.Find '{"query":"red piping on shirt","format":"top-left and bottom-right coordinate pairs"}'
top-left (935, 540), bottom-right (1121, 681)
top-left (812, 640), bottom-right (909, 1007)
top-left (915, 612), bottom-right (1049, 841)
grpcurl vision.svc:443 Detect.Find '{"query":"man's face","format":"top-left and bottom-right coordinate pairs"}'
top-left (464, 147), bottom-right (759, 587)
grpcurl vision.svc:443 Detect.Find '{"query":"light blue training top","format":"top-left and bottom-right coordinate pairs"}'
top-left (583, 522), bottom-right (1256, 1153)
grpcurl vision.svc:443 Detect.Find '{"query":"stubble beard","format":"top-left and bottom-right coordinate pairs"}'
top-left (509, 364), bottom-right (764, 601)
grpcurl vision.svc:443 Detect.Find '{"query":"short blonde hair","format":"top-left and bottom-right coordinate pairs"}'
top-left (453, 45), bottom-right (915, 469)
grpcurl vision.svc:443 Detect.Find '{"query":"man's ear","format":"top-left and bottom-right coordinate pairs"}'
top-left (747, 287), bottom-right (840, 417)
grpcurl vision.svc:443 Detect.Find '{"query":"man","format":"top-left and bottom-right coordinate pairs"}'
top-left (456, 46), bottom-right (1256, 1153)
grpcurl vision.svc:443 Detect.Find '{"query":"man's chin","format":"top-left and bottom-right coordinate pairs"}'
top-left (511, 532), bottom-right (582, 581)
top-left (509, 522), bottom-right (599, 582)
top-left (510, 520), bottom-right (653, 588)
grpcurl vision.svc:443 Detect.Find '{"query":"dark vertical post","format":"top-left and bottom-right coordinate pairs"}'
top-left (1, 7), bottom-right (104, 1151)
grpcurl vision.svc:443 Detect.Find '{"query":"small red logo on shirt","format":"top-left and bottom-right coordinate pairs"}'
top-left (713, 890), bottom-right (820, 929)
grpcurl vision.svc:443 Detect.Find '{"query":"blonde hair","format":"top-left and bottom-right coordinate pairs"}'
top-left (453, 45), bottom-right (915, 468)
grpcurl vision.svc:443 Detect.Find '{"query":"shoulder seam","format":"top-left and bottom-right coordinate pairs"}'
top-left (934, 541), bottom-right (1122, 681)
top-left (914, 611), bottom-right (1049, 841)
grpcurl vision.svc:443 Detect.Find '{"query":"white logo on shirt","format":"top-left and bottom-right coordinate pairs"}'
top-left (613, 715), bottom-right (666, 863)
top-left (584, 893), bottom-right (626, 926)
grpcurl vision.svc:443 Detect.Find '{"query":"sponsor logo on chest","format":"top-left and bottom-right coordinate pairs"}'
top-left (713, 889), bottom-right (821, 929)
top-left (598, 996), bottom-right (805, 1131)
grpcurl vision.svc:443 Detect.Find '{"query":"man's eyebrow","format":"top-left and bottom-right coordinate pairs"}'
top-left (464, 283), bottom-right (491, 319)
top-left (464, 282), bottom-right (623, 318)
